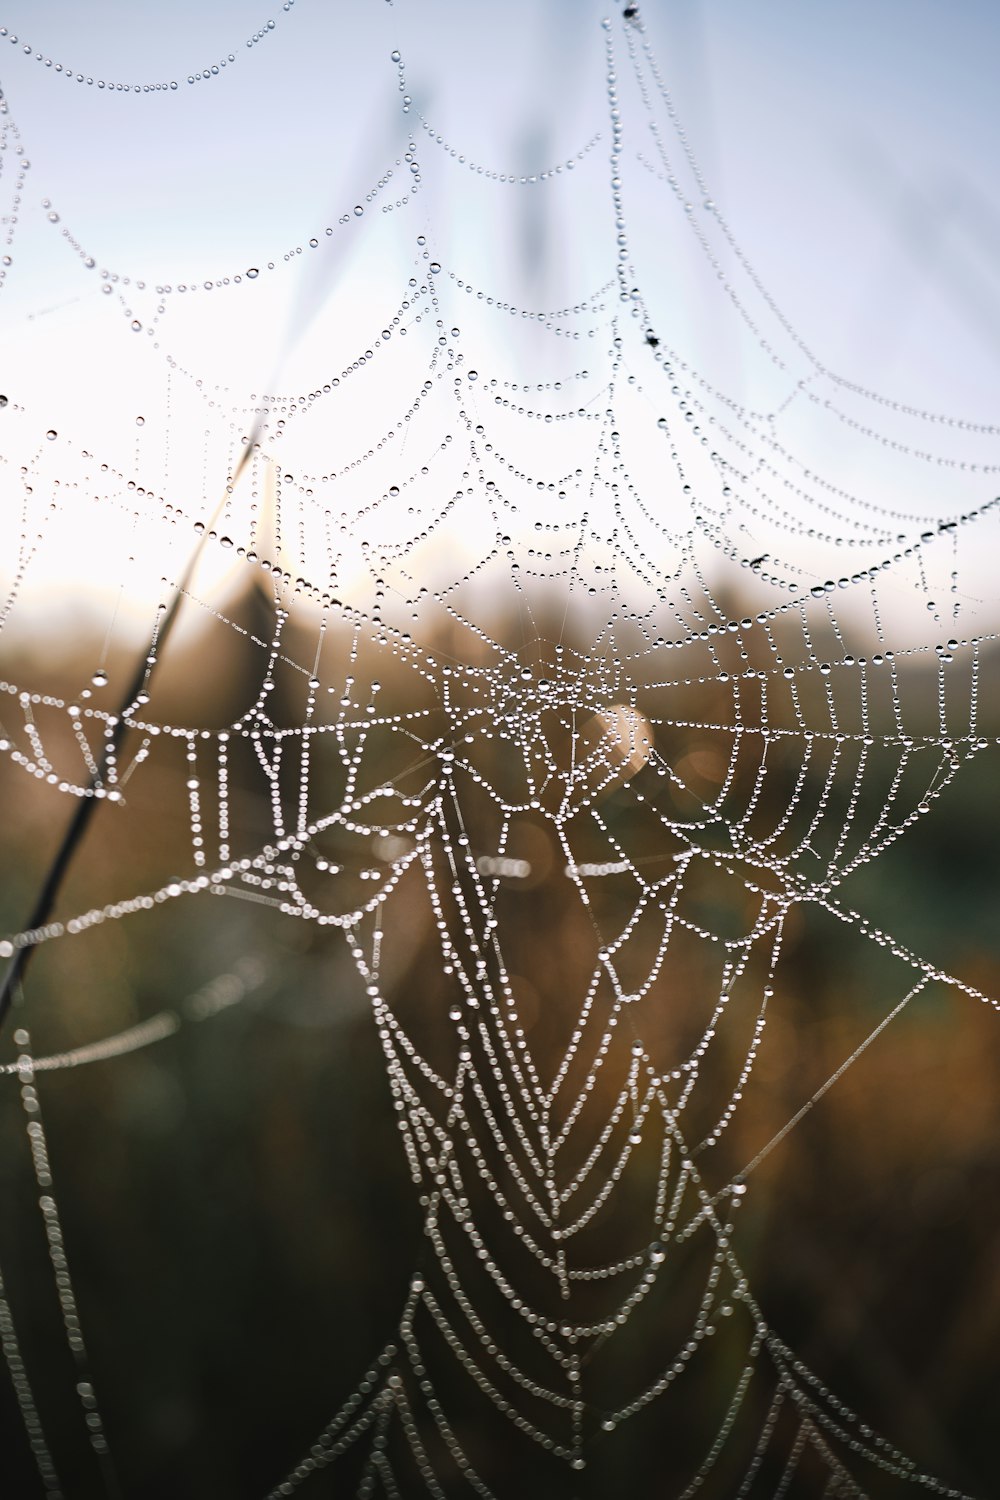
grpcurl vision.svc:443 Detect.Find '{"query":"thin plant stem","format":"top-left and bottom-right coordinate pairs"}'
top-left (0, 434), bottom-right (259, 1034)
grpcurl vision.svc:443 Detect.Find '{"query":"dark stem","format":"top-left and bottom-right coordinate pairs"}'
top-left (0, 434), bottom-right (259, 1035)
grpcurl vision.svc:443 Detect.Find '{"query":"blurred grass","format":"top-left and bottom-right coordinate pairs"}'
top-left (0, 597), bottom-right (998, 1499)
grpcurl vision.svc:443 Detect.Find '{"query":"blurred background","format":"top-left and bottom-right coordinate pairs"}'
top-left (1, 2), bottom-right (999, 1496)
top-left (0, 606), bottom-right (999, 1498)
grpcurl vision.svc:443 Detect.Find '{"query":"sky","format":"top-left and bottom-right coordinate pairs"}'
top-left (0, 0), bottom-right (998, 640)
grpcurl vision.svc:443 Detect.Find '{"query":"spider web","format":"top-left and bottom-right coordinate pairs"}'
top-left (0, 4), bottom-right (998, 1497)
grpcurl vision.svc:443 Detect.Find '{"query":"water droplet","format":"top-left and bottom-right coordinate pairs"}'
top-left (0, 395), bottom-right (7, 408)
top-left (46, 429), bottom-right (57, 440)
top-left (246, 267), bottom-right (259, 279)
top-left (131, 319), bottom-right (142, 332)
top-left (135, 415), bottom-right (144, 426)
top-left (429, 261), bottom-right (441, 274)
top-left (92, 670), bottom-right (108, 687)
top-left (354, 205), bottom-right (364, 217)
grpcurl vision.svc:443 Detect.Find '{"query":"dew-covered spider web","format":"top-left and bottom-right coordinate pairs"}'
top-left (1, 3), bottom-right (999, 1497)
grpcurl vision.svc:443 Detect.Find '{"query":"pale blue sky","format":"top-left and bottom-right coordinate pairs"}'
top-left (2, 0), bottom-right (997, 410)
top-left (1, 1), bottom-right (998, 634)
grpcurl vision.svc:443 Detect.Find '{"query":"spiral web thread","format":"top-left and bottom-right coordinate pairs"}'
top-left (0, 6), bottom-right (998, 1497)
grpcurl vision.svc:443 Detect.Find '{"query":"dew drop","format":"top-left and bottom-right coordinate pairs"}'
top-left (92, 670), bottom-right (108, 687)
top-left (429, 261), bottom-right (441, 274)
top-left (246, 267), bottom-right (259, 279)
top-left (46, 429), bottom-right (57, 440)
